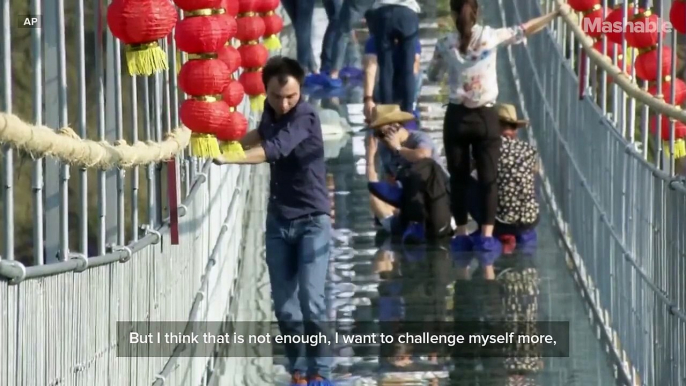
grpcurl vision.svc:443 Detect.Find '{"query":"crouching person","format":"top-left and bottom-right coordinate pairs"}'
top-left (463, 104), bottom-right (539, 246)
top-left (367, 105), bottom-right (453, 243)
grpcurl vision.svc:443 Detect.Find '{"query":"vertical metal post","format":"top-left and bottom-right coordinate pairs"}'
top-left (31, 0), bottom-right (44, 265)
top-left (1, 0), bottom-right (14, 261)
top-left (131, 77), bottom-right (140, 242)
top-left (42, 0), bottom-right (62, 263)
top-left (105, 0), bottom-right (122, 247)
top-left (76, 0), bottom-right (88, 255)
top-left (95, 0), bottom-right (107, 255)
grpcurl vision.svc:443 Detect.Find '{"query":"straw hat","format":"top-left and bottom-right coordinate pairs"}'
top-left (369, 104), bottom-right (416, 129)
top-left (497, 103), bottom-right (528, 128)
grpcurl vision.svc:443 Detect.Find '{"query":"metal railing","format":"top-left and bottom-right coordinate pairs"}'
top-left (498, 0), bottom-right (686, 384)
top-left (0, 0), bottom-right (265, 384)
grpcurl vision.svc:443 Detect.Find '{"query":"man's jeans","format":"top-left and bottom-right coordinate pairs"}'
top-left (265, 212), bottom-right (333, 378)
top-left (281, 0), bottom-right (316, 72)
top-left (330, 0), bottom-right (375, 72)
top-left (368, 5), bottom-right (419, 113)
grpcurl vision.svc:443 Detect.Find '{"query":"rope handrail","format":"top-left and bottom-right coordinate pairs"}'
top-left (557, 0), bottom-right (686, 123)
top-left (0, 112), bottom-right (191, 169)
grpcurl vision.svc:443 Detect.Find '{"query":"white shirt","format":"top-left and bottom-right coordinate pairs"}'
top-left (372, 0), bottom-right (420, 13)
top-left (427, 24), bottom-right (526, 108)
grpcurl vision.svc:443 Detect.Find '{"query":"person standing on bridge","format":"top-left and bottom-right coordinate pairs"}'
top-left (213, 56), bottom-right (334, 386)
top-left (427, 0), bottom-right (567, 254)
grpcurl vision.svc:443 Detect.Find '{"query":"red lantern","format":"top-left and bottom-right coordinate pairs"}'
top-left (648, 77), bottom-right (686, 105)
top-left (216, 111), bottom-right (248, 155)
top-left (180, 99), bottom-right (231, 136)
top-left (180, 98), bottom-right (231, 158)
top-left (605, 4), bottom-right (643, 44)
top-left (650, 115), bottom-right (686, 141)
top-left (670, 0), bottom-right (686, 34)
top-left (218, 43), bottom-right (242, 73)
top-left (175, 15), bottom-right (231, 53)
top-left (238, 43), bottom-right (268, 69)
top-left (262, 12), bottom-right (283, 50)
top-left (593, 39), bottom-right (623, 58)
top-left (222, 79), bottom-right (245, 107)
top-left (568, 0), bottom-right (600, 12)
top-left (222, 0), bottom-right (239, 16)
top-left (626, 10), bottom-right (663, 49)
top-left (255, 0), bottom-right (279, 13)
top-left (178, 58), bottom-right (231, 96)
top-left (634, 47), bottom-right (673, 82)
top-left (225, 13), bottom-right (237, 41)
top-left (236, 15), bottom-right (266, 42)
top-left (581, 6), bottom-right (605, 39)
top-left (239, 70), bottom-right (266, 111)
top-left (237, 0), bottom-right (259, 13)
top-left (174, 0), bottom-right (223, 11)
top-left (107, 0), bottom-right (177, 76)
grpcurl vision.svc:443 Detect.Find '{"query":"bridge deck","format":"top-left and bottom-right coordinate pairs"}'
top-left (230, 2), bottom-right (619, 384)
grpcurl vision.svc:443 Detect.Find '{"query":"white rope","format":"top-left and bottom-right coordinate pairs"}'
top-left (557, 1), bottom-right (686, 122)
top-left (0, 112), bottom-right (191, 169)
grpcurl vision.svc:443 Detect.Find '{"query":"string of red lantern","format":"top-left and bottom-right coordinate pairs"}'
top-left (256, 0), bottom-right (283, 50)
top-left (236, 0), bottom-right (267, 112)
top-left (625, 10), bottom-right (663, 49)
top-left (217, 78), bottom-right (247, 155)
top-left (107, 0), bottom-right (177, 76)
top-left (175, 4), bottom-right (232, 158)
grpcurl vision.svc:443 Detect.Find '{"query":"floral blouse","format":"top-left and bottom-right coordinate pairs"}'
top-left (427, 24), bottom-right (527, 108)
top-left (496, 136), bottom-right (539, 225)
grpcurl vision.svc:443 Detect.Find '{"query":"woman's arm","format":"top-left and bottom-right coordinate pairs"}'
top-left (522, 6), bottom-right (565, 36)
top-left (493, 4), bottom-right (567, 46)
top-left (427, 38), bottom-right (448, 83)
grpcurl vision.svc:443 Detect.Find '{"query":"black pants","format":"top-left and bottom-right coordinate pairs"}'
top-left (443, 103), bottom-right (501, 226)
top-left (465, 176), bottom-right (539, 235)
top-left (397, 158), bottom-right (452, 238)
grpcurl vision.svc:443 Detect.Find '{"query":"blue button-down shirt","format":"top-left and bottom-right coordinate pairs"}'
top-left (258, 99), bottom-right (331, 220)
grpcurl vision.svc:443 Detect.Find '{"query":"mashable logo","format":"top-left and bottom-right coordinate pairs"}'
top-left (582, 18), bottom-right (674, 34)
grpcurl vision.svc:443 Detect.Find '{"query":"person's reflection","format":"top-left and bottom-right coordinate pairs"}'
top-left (450, 237), bottom-right (542, 385)
top-left (450, 248), bottom-right (504, 385)
top-left (495, 239), bottom-right (543, 384)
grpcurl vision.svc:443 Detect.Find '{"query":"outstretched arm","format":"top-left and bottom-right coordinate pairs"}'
top-left (522, 5), bottom-right (567, 36)
top-left (493, 4), bottom-right (567, 46)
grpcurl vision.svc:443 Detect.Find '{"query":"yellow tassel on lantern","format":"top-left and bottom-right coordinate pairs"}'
top-left (125, 42), bottom-right (169, 76)
top-left (249, 94), bottom-right (266, 112)
top-left (190, 133), bottom-right (221, 158)
top-left (663, 139), bottom-right (686, 159)
top-left (220, 141), bottom-right (246, 160)
top-left (263, 35), bottom-right (281, 50)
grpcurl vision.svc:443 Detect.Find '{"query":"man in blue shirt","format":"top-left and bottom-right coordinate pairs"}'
top-left (362, 33), bottom-right (423, 124)
top-left (366, 105), bottom-right (452, 243)
top-left (213, 56), bottom-right (333, 386)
